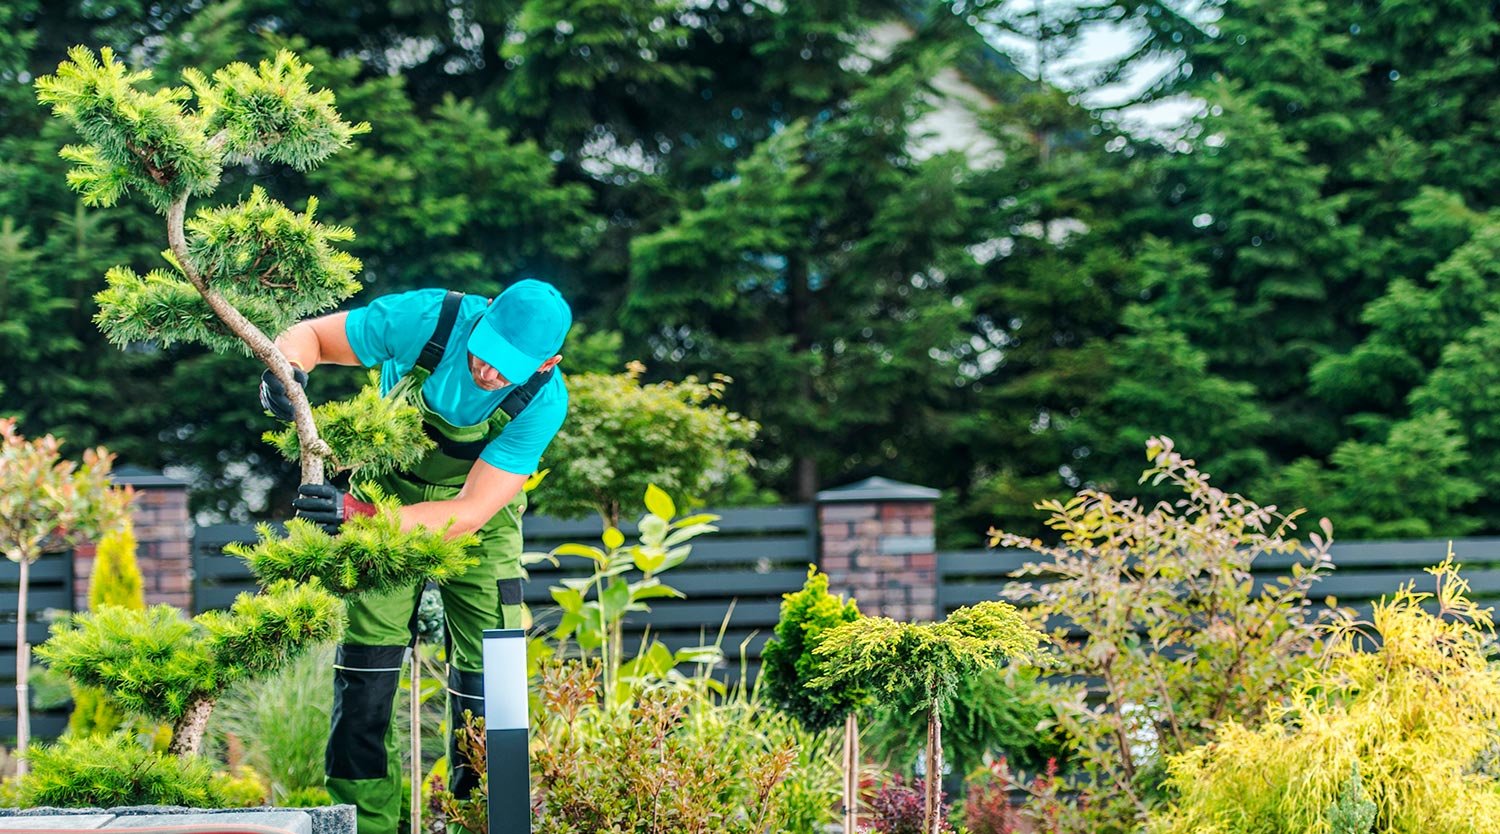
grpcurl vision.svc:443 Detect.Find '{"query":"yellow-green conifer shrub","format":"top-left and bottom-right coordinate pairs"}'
top-left (1154, 553), bottom-right (1500, 834)
top-left (68, 524), bottom-right (146, 737)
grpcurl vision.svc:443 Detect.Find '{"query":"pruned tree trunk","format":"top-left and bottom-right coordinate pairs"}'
top-left (169, 695), bottom-right (217, 757)
top-left (15, 555), bottom-right (31, 778)
top-left (843, 713), bottom-right (859, 834)
top-left (924, 699), bottom-right (943, 834)
top-left (165, 187), bottom-right (329, 485)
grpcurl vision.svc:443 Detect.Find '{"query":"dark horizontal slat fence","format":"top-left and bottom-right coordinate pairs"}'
top-left (194, 506), bottom-right (819, 683)
top-left (938, 536), bottom-right (1500, 624)
top-left (0, 552), bottom-right (74, 742)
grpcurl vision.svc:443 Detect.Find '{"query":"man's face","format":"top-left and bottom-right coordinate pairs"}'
top-left (468, 353), bottom-right (511, 391)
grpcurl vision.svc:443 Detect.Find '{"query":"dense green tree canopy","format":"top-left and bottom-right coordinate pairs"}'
top-left (2, 0), bottom-right (1496, 544)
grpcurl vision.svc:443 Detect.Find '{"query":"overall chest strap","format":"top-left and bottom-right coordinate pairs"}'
top-left (413, 290), bottom-right (556, 461)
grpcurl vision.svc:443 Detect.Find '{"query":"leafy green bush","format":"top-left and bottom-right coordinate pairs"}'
top-left (527, 659), bottom-right (836, 834)
top-left (1153, 555), bottom-right (1500, 834)
top-left (991, 437), bottom-right (1336, 832)
top-left (535, 485), bottom-right (722, 702)
top-left (531, 365), bottom-right (757, 526)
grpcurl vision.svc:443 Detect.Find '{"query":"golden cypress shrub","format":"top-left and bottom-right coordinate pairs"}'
top-left (1154, 552), bottom-right (1500, 834)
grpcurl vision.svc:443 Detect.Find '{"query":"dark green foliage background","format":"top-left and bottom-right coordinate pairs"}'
top-left (2, 0), bottom-right (1495, 543)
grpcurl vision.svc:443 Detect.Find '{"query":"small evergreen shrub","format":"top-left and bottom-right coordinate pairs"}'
top-left (761, 566), bottom-right (865, 733)
top-left (21, 733), bottom-right (217, 807)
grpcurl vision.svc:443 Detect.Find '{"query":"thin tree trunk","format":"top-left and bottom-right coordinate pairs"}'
top-left (15, 556), bottom-right (30, 779)
top-left (924, 698), bottom-right (943, 834)
top-left (164, 185), bottom-right (329, 485)
top-left (169, 695), bottom-right (216, 757)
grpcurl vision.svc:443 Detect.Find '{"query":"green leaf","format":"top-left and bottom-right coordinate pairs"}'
top-left (644, 484), bottom-right (676, 520)
top-left (600, 579), bottom-right (630, 621)
top-left (550, 586), bottom-right (583, 613)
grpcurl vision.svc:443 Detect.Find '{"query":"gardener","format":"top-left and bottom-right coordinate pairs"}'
top-left (259, 279), bottom-right (570, 834)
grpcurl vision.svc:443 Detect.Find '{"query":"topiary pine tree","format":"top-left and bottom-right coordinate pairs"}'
top-left (0, 418), bottom-right (133, 776)
top-left (68, 522), bottom-right (146, 738)
top-left (34, 46), bottom-right (430, 489)
top-left (814, 602), bottom-right (1043, 834)
top-left (29, 46), bottom-right (481, 779)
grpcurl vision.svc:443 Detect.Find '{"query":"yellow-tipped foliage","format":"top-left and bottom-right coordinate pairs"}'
top-left (227, 492), bottom-right (478, 595)
top-left (1154, 552), bottom-right (1500, 834)
top-left (261, 373), bottom-right (432, 477)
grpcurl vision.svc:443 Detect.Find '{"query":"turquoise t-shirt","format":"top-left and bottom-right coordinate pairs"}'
top-left (344, 288), bottom-right (569, 475)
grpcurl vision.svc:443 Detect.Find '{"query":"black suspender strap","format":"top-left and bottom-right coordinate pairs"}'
top-left (498, 367), bottom-right (555, 419)
top-left (416, 290), bottom-right (466, 373)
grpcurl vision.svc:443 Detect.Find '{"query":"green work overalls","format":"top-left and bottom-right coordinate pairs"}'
top-left (325, 293), bottom-right (541, 834)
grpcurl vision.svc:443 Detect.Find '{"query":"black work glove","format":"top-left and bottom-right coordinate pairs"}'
top-left (259, 367), bottom-right (309, 421)
top-left (292, 483), bottom-right (375, 534)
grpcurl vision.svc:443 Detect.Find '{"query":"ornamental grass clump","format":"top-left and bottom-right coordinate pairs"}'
top-left (1153, 553), bottom-right (1500, 834)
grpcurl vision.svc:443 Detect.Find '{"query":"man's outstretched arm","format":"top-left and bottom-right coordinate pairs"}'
top-left (397, 459), bottom-right (528, 538)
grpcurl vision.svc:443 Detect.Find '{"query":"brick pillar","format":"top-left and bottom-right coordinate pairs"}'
top-left (817, 476), bottom-right (939, 622)
top-left (74, 467), bottom-right (193, 611)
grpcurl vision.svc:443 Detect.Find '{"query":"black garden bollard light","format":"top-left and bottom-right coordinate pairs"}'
top-left (483, 628), bottom-right (531, 834)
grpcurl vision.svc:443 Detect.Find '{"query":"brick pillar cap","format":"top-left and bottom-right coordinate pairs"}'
top-left (816, 476), bottom-right (939, 503)
top-left (111, 465), bottom-right (189, 488)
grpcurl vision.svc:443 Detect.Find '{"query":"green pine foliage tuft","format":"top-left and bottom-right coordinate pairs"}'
top-left (228, 497), bottom-right (477, 595)
top-left (21, 732), bottom-right (217, 807)
top-left (262, 374), bottom-right (432, 477)
top-left (39, 581), bottom-right (344, 726)
top-left (186, 187), bottom-right (360, 309)
top-left (182, 49), bottom-right (369, 170)
top-left (198, 579), bottom-right (345, 683)
top-left (813, 601), bottom-right (1042, 703)
top-left (34, 46), bottom-right (221, 212)
top-left (1326, 763), bottom-right (1377, 834)
top-left (92, 265), bottom-right (298, 354)
top-left (761, 566), bottom-right (866, 733)
top-left (40, 604), bottom-right (216, 724)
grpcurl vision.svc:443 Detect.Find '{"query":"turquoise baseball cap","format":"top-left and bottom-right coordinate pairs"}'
top-left (467, 279), bottom-right (572, 384)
